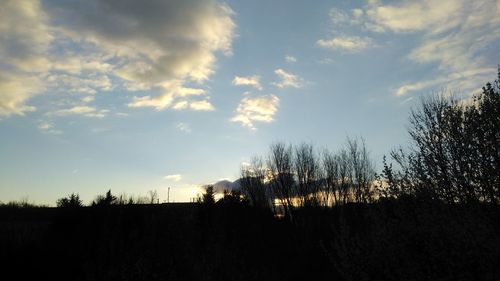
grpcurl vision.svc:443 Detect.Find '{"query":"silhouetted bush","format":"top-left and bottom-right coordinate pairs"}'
top-left (91, 189), bottom-right (117, 206)
top-left (56, 193), bottom-right (83, 208)
top-left (217, 189), bottom-right (248, 206)
top-left (199, 185), bottom-right (216, 205)
top-left (382, 68), bottom-right (500, 203)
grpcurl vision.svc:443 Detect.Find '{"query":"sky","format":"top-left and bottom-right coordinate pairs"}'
top-left (0, 0), bottom-right (499, 205)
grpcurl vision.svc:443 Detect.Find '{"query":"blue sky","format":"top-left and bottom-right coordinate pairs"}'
top-left (1, 0), bottom-right (499, 205)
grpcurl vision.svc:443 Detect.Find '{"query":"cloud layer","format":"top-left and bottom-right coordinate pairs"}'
top-left (321, 0), bottom-right (500, 96)
top-left (0, 1), bottom-right (50, 116)
top-left (0, 0), bottom-right (236, 117)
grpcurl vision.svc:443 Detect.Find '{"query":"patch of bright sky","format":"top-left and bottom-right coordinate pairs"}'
top-left (0, 0), bottom-right (498, 205)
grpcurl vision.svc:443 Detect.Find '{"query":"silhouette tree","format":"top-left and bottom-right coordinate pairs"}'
top-left (240, 156), bottom-right (271, 209)
top-left (56, 193), bottom-right (83, 208)
top-left (294, 143), bottom-right (321, 207)
top-left (267, 142), bottom-right (295, 216)
top-left (217, 189), bottom-right (247, 205)
top-left (92, 189), bottom-right (117, 206)
top-left (200, 185), bottom-right (215, 205)
top-left (346, 137), bottom-right (375, 203)
top-left (321, 149), bottom-right (340, 206)
top-left (148, 190), bottom-right (158, 204)
top-left (382, 68), bottom-right (500, 203)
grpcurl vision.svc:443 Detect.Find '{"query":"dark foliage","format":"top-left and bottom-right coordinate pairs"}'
top-left (0, 204), bottom-right (337, 281)
top-left (1, 202), bottom-right (498, 281)
top-left (199, 185), bottom-right (216, 205)
top-left (56, 193), bottom-right (83, 208)
top-left (92, 189), bottom-right (117, 206)
top-left (382, 68), bottom-right (500, 203)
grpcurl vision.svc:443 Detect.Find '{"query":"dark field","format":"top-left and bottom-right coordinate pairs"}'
top-left (1, 200), bottom-right (499, 281)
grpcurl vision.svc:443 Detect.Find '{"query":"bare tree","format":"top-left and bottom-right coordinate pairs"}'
top-left (337, 149), bottom-right (353, 204)
top-left (148, 190), bottom-right (158, 204)
top-left (267, 142), bottom-right (295, 216)
top-left (382, 69), bottom-right (500, 204)
top-left (347, 137), bottom-right (375, 203)
top-left (322, 149), bottom-right (340, 206)
top-left (294, 143), bottom-right (321, 207)
top-left (240, 156), bottom-right (271, 209)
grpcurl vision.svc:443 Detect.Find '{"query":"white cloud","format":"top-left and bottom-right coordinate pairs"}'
top-left (0, 1), bottom-right (51, 116)
top-left (47, 73), bottom-right (113, 95)
top-left (329, 7), bottom-right (366, 26)
top-left (176, 122), bottom-right (192, 133)
top-left (318, 58), bottom-right (336, 65)
top-left (173, 101), bottom-right (189, 110)
top-left (232, 75), bottom-right (263, 90)
top-left (44, 0), bottom-right (236, 111)
top-left (0, 1), bottom-right (52, 73)
top-left (189, 100), bottom-right (215, 111)
top-left (365, 0), bottom-right (465, 34)
top-left (81, 96), bottom-right (95, 103)
top-left (0, 71), bottom-right (40, 117)
top-left (317, 36), bottom-right (374, 52)
top-left (324, 0), bottom-right (500, 96)
top-left (0, 0), bottom-right (236, 117)
top-left (285, 55), bottom-right (297, 63)
top-left (116, 112), bottom-right (128, 117)
top-left (37, 121), bottom-right (62, 134)
top-left (164, 174), bottom-right (182, 182)
top-left (371, 0), bottom-right (500, 96)
top-left (329, 8), bottom-right (351, 25)
top-left (231, 94), bottom-right (279, 130)
top-left (272, 69), bottom-right (303, 88)
top-left (395, 68), bottom-right (495, 96)
top-left (128, 83), bottom-right (206, 110)
top-left (50, 106), bottom-right (109, 118)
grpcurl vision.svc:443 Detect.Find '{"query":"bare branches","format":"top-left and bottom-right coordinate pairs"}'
top-left (240, 156), bottom-right (270, 209)
top-left (382, 70), bottom-right (500, 203)
top-left (240, 138), bottom-right (377, 217)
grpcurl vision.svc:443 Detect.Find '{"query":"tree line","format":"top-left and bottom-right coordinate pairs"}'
top-left (2, 68), bottom-right (498, 211)
top-left (236, 67), bottom-right (499, 217)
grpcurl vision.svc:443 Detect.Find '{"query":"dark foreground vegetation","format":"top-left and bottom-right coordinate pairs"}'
top-left (1, 69), bottom-right (499, 280)
top-left (1, 200), bottom-right (498, 281)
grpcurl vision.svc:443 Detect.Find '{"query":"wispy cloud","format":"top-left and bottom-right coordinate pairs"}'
top-left (50, 106), bottom-right (109, 118)
top-left (386, 0), bottom-right (499, 96)
top-left (0, 71), bottom-right (40, 117)
top-left (317, 36), bottom-right (375, 53)
top-left (164, 174), bottom-right (182, 182)
top-left (189, 100), bottom-right (215, 111)
top-left (285, 55), bottom-right (297, 63)
top-left (395, 68), bottom-right (495, 96)
top-left (37, 121), bottom-right (62, 135)
top-left (128, 84), bottom-right (206, 110)
top-left (176, 123), bottom-right (192, 133)
top-left (364, 0), bottom-right (465, 34)
top-left (232, 75), bottom-right (263, 90)
top-left (329, 7), bottom-right (365, 26)
top-left (0, 1), bottom-right (51, 117)
top-left (324, 0), bottom-right (499, 96)
top-left (231, 94), bottom-right (279, 130)
top-left (81, 96), bottom-right (95, 103)
top-left (272, 69), bottom-right (303, 89)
